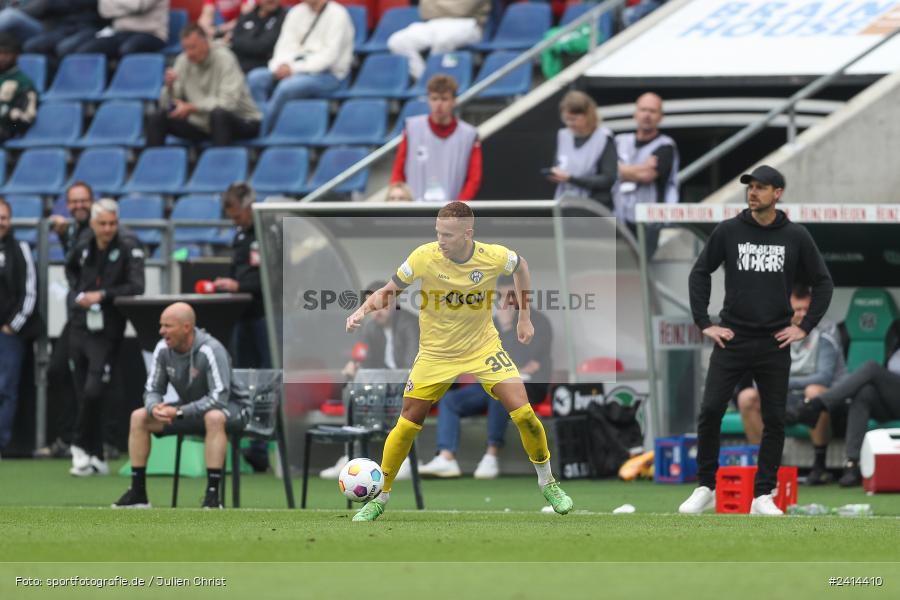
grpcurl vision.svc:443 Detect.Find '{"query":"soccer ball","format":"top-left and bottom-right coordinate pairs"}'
top-left (338, 458), bottom-right (384, 503)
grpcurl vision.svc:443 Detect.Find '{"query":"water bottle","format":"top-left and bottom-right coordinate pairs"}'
top-left (787, 503), bottom-right (829, 515)
top-left (832, 504), bottom-right (873, 517)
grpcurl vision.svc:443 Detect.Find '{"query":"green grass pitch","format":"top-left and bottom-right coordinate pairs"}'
top-left (2, 458), bottom-right (899, 599)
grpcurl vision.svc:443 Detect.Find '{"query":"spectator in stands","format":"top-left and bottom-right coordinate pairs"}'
top-left (66, 199), bottom-right (145, 477)
top-left (735, 284), bottom-right (845, 485)
top-left (388, 0), bottom-right (489, 80)
top-left (50, 182), bottom-right (95, 255)
top-left (419, 275), bottom-right (552, 479)
top-left (548, 90), bottom-right (617, 208)
top-left (74, 0), bottom-right (169, 58)
top-left (147, 24), bottom-right (261, 147)
top-left (112, 302), bottom-right (244, 509)
top-left (390, 74), bottom-right (482, 203)
top-left (0, 197), bottom-right (39, 457)
top-left (199, 0), bottom-right (255, 40)
top-left (229, 0), bottom-right (285, 73)
top-left (385, 182), bottom-right (414, 202)
top-left (0, 32), bottom-right (36, 144)
top-left (247, 0), bottom-right (353, 132)
top-left (0, 1), bottom-right (43, 43)
top-left (0, 1), bottom-right (101, 60)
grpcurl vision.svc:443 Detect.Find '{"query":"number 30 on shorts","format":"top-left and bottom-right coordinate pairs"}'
top-left (485, 351), bottom-right (513, 372)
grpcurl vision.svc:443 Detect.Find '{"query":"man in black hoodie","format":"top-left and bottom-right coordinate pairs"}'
top-left (679, 165), bottom-right (833, 516)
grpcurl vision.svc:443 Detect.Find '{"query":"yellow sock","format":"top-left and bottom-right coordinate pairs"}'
top-left (509, 403), bottom-right (551, 464)
top-left (381, 415), bottom-right (422, 492)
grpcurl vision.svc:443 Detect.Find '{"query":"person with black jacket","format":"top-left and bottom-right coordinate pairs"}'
top-left (0, 197), bottom-right (39, 455)
top-left (229, 0), bottom-right (285, 73)
top-left (679, 165), bottom-right (833, 516)
top-left (66, 199), bottom-right (145, 476)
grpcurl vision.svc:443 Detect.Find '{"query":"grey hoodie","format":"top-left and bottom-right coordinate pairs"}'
top-left (144, 327), bottom-right (233, 418)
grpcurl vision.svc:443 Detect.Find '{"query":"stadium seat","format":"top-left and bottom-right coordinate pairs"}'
top-left (121, 147), bottom-right (188, 195)
top-left (67, 147), bottom-right (128, 196)
top-left (473, 50), bottom-right (532, 98)
top-left (301, 146), bottom-right (370, 194)
top-left (73, 100), bottom-right (144, 148)
top-left (474, 3), bottom-right (552, 51)
top-left (560, 1), bottom-right (615, 40)
top-left (163, 9), bottom-right (189, 55)
top-left (18, 53), bottom-right (47, 94)
top-left (335, 53), bottom-right (408, 99)
top-left (346, 5), bottom-right (368, 48)
top-left (403, 51), bottom-right (472, 98)
top-left (104, 53), bottom-right (165, 101)
top-left (0, 148), bottom-right (67, 195)
top-left (5, 101), bottom-right (82, 149)
top-left (42, 53), bottom-right (107, 102)
top-left (184, 147), bottom-right (248, 194)
top-left (118, 194), bottom-right (164, 246)
top-left (171, 194), bottom-right (223, 244)
top-left (357, 6), bottom-right (420, 54)
top-left (386, 99), bottom-right (428, 140)
top-left (843, 288), bottom-right (900, 371)
top-left (248, 99), bottom-right (329, 145)
top-left (250, 147), bottom-right (310, 196)
top-left (7, 195), bottom-right (42, 244)
top-left (320, 99), bottom-right (388, 146)
top-left (0, 149), bottom-right (6, 187)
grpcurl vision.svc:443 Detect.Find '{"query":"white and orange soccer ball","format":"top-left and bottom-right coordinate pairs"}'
top-left (338, 458), bottom-right (384, 503)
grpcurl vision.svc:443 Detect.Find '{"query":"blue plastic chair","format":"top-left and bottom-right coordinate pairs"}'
top-left (248, 99), bottom-right (329, 146)
top-left (67, 147), bottom-right (127, 196)
top-left (386, 99), bottom-right (429, 140)
top-left (336, 53), bottom-right (408, 99)
top-left (0, 149), bottom-right (67, 195)
top-left (473, 51), bottom-right (532, 98)
top-left (171, 194), bottom-right (223, 244)
top-left (5, 101), bottom-right (82, 148)
top-left (403, 52), bottom-right (472, 98)
top-left (184, 147), bottom-right (248, 194)
top-left (358, 7), bottom-right (420, 54)
top-left (73, 100), bottom-right (144, 148)
top-left (347, 5), bottom-right (368, 48)
top-left (104, 53), bottom-right (165, 101)
top-left (7, 195), bottom-right (42, 244)
top-left (18, 53), bottom-right (47, 94)
top-left (163, 10), bottom-right (189, 55)
top-left (560, 2), bottom-right (614, 40)
top-left (121, 147), bottom-right (188, 195)
top-left (474, 3), bottom-right (552, 51)
top-left (43, 53), bottom-right (107, 102)
top-left (320, 99), bottom-right (387, 146)
top-left (250, 147), bottom-right (310, 196)
top-left (0, 149), bottom-right (6, 187)
top-left (301, 146), bottom-right (370, 195)
top-left (119, 194), bottom-right (164, 245)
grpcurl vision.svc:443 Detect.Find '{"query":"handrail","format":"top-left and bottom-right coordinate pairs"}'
top-left (300, 0), bottom-right (627, 203)
top-left (678, 24), bottom-right (900, 185)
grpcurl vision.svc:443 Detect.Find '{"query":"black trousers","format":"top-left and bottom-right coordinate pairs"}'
top-left (697, 334), bottom-right (791, 496)
top-left (70, 330), bottom-right (120, 458)
top-left (146, 108), bottom-right (260, 147)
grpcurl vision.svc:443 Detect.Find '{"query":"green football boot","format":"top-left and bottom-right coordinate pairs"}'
top-left (542, 480), bottom-right (574, 515)
top-left (352, 498), bottom-right (386, 522)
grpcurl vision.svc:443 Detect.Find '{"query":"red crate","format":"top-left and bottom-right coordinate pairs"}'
top-left (715, 466), bottom-right (797, 513)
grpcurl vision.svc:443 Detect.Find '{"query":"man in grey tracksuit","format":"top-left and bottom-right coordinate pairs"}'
top-left (112, 302), bottom-right (247, 509)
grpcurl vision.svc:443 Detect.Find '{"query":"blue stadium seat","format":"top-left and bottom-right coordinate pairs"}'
top-left (473, 51), bottom-right (532, 98)
top-left (301, 146), bottom-right (370, 194)
top-left (43, 53), bottom-right (107, 102)
top-left (560, 2), bottom-right (614, 40)
top-left (163, 9), bottom-right (189, 55)
top-left (248, 99), bottom-right (328, 146)
top-left (358, 7), bottom-right (420, 54)
top-left (7, 195), bottom-right (42, 244)
top-left (121, 147), bottom-right (188, 195)
top-left (73, 100), bottom-right (144, 148)
top-left (386, 99), bottom-right (429, 140)
top-left (0, 149), bottom-right (6, 186)
top-left (118, 194), bottom-right (164, 246)
top-left (336, 53), bottom-right (408, 99)
top-left (171, 194), bottom-right (223, 244)
top-left (104, 53), bottom-right (165, 101)
top-left (403, 52), bottom-right (472, 98)
top-left (5, 101), bottom-right (82, 149)
top-left (474, 3), bottom-right (551, 51)
top-left (48, 242), bottom-right (65, 261)
top-left (18, 53), bottom-right (47, 94)
top-left (67, 147), bottom-right (127, 196)
top-left (320, 99), bottom-right (387, 146)
top-left (0, 148), bottom-right (67, 195)
top-left (250, 147), bottom-right (310, 196)
top-left (184, 147), bottom-right (248, 194)
top-left (347, 5), bottom-right (368, 48)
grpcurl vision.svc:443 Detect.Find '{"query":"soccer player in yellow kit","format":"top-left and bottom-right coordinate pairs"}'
top-left (345, 201), bottom-right (573, 521)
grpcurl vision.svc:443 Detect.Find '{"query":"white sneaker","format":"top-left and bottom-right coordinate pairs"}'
top-left (319, 455), bottom-right (349, 479)
top-left (394, 457), bottom-right (412, 481)
top-left (678, 486), bottom-right (715, 514)
top-left (418, 454), bottom-right (461, 478)
top-left (70, 445), bottom-right (89, 470)
top-left (473, 454), bottom-right (500, 480)
top-left (69, 456), bottom-right (109, 477)
top-left (750, 494), bottom-right (783, 516)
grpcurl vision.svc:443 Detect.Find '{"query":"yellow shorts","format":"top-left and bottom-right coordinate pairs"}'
top-left (404, 341), bottom-right (521, 403)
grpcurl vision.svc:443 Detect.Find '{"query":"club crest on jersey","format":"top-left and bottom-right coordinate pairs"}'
top-left (405, 379), bottom-right (414, 393)
top-left (469, 270), bottom-right (484, 284)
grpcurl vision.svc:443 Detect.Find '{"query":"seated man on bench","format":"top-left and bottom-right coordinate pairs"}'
top-left (112, 302), bottom-right (246, 509)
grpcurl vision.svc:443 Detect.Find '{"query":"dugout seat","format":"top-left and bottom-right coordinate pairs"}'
top-left (842, 288), bottom-right (900, 372)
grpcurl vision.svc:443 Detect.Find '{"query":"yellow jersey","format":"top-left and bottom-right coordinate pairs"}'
top-left (392, 240), bottom-right (520, 359)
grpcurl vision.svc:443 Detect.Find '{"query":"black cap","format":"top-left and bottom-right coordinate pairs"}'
top-left (0, 32), bottom-right (21, 54)
top-left (739, 165), bottom-right (785, 189)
